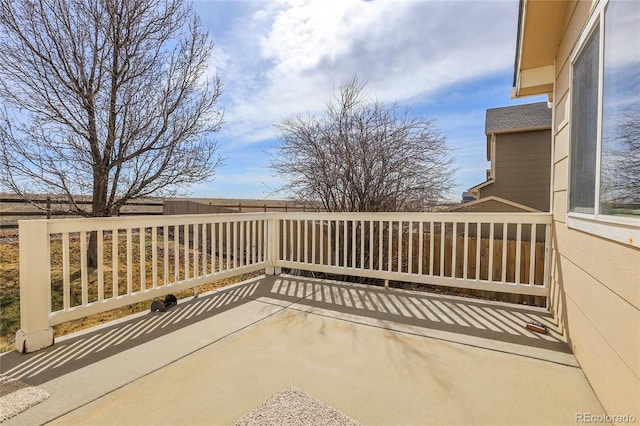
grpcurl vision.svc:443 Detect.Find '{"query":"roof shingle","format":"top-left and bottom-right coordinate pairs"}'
top-left (485, 102), bottom-right (551, 134)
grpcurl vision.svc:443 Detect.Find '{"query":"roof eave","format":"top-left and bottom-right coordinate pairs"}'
top-left (512, 0), bottom-right (569, 99)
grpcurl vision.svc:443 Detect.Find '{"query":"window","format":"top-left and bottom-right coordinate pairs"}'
top-left (599, 1), bottom-right (640, 218)
top-left (569, 25), bottom-right (599, 214)
top-left (568, 0), bottom-right (639, 246)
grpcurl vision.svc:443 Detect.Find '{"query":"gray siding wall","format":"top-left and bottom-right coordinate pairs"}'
top-left (480, 129), bottom-right (551, 211)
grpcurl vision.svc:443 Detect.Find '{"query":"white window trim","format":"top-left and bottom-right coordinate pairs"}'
top-left (568, 215), bottom-right (640, 248)
top-left (566, 0), bottom-right (640, 248)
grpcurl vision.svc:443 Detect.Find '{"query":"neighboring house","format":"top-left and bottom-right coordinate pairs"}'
top-left (460, 191), bottom-right (476, 203)
top-left (458, 102), bottom-right (552, 212)
top-left (513, 0), bottom-right (639, 419)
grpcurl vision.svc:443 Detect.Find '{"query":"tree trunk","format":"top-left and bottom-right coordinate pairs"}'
top-left (87, 171), bottom-right (109, 269)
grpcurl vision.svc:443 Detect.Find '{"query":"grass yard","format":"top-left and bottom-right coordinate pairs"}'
top-left (0, 230), bottom-right (261, 352)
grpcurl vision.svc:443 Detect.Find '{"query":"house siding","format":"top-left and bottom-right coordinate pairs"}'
top-left (550, 0), bottom-right (640, 419)
top-left (479, 129), bottom-right (551, 211)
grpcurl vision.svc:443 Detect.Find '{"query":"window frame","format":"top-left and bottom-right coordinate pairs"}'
top-left (567, 0), bottom-right (640, 248)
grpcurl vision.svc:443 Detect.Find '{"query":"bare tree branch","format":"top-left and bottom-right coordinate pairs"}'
top-left (270, 76), bottom-right (456, 212)
top-left (0, 0), bottom-right (225, 266)
top-left (600, 107), bottom-right (640, 213)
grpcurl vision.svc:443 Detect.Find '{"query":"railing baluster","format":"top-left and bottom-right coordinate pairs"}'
top-left (252, 220), bottom-right (257, 265)
top-left (62, 232), bottom-right (70, 310)
top-left (440, 222), bottom-right (445, 277)
top-left (327, 220), bottom-right (332, 266)
top-left (264, 219), bottom-right (269, 263)
top-left (239, 220), bottom-right (244, 268)
top-left (163, 225), bottom-right (168, 285)
top-left (452, 223), bottom-right (458, 278)
top-left (244, 220), bottom-right (250, 266)
top-left (193, 223), bottom-right (199, 277)
top-left (343, 220), bottom-right (348, 268)
top-left (335, 220), bottom-right (340, 267)
top-left (225, 222), bottom-right (231, 271)
top-left (515, 223), bottom-right (522, 284)
top-left (288, 219), bottom-right (294, 262)
top-left (501, 223), bottom-right (508, 283)
top-left (418, 221), bottom-right (424, 275)
top-left (80, 231), bottom-right (88, 305)
top-left (272, 220), bottom-right (278, 263)
top-left (408, 221), bottom-right (413, 275)
top-left (113, 229), bottom-right (119, 297)
top-left (397, 221), bottom-right (403, 273)
top-left (388, 221), bottom-right (393, 272)
top-left (185, 224), bottom-right (190, 278)
top-left (281, 219), bottom-right (287, 262)
top-left (368, 220), bottom-right (375, 270)
top-left (297, 219), bottom-right (301, 263)
top-left (213, 222), bottom-right (219, 272)
top-left (97, 229), bottom-right (104, 301)
top-left (359, 220), bottom-right (364, 269)
top-left (257, 220), bottom-right (262, 263)
top-left (429, 221), bottom-right (434, 276)
top-left (304, 220), bottom-right (309, 264)
top-left (529, 223), bottom-right (537, 285)
top-left (126, 228), bottom-right (133, 294)
top-left (174, 225), bottom-right (179, 282)
top-left (311, 219), bottom-right (316, 264)
top-left (475, 223), bottom-right (481, 281)
top-left (319, 220), bottom-right (324, 266)
top-left (234, 221), bottom-right (239, 269)
top-left (463, 222), bottom-right (469, 279)
top-left (202, 223), bottom-right (207, 275)
top-left (378, 221), bottom-right (383, 271)
top-left (246, 221), bottom-right (251, 265)
top-left (488, 223), bottom-right (494, 282)
top-left (140, 227), bottom-right (146, 291)
top-left (152, 226), bottom-right (158, 289)
top-left (543, 224), bottom-right (551, 289)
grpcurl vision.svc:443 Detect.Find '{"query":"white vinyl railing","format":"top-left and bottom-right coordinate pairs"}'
top-left (272, 212), bottom-right (551, 297)
top-left (16, 213), bottom-right (270, 352)
top-left (16, 211), bottom-right (551, 352)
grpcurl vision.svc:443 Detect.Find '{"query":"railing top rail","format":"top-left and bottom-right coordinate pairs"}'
top-left (270, 211), bottom-right (553, 224)
top-left (21, 212), bottom-right (273, 234)
top-left (18, 210), bottom-right (553, 234)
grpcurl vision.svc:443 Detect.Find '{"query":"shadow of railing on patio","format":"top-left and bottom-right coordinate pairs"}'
top-left (264, 275), bottom-right (570, 354)
top-left (0, 279), bottom-right (265, 385)
top-left (1, 274), bottom-right (571, 387)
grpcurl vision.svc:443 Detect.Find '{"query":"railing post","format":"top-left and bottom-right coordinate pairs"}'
top-left (265, 214), bottom-right (281, 275)
top-left (15, 220), bottom-right (54, 353)
top-left (543, 223), bottom-right (552, 289)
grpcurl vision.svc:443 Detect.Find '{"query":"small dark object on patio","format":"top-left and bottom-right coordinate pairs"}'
top-left (526, 321), bottom-right (549, 334)
top-left (164, 294), bottom-right (177, 308)
top-left (150, 300), bottom-right (166, 312)
top-left (150, 294), bottom-right (177, 312)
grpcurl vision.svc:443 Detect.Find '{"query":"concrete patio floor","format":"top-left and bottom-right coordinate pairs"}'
top-left (1, 274), bottom-right (604, 425)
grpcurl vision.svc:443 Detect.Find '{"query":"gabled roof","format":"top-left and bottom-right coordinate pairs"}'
top-left (449, 196), bottom-right (540, 213)
top-left (485, 102), bottom-right (551, 134)
top-left (468, 179), bottom-right (494, 192)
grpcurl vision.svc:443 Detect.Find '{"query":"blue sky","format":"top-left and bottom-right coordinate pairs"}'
top-left (189, 0), bottom-right (547, 201)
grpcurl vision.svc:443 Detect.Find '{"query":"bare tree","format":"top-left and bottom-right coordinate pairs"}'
top-left (271, 76), bottom-right (455, 213)
top-left (0, 0), bottom-right (224, 266)
top-left (600, 107), bottom-right (640, 213)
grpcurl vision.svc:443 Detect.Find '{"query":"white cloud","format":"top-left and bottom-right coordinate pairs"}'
top-left (198, 0), bottom-right (519, 146)
top-left (190, 0), bottom-right (529, 199)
